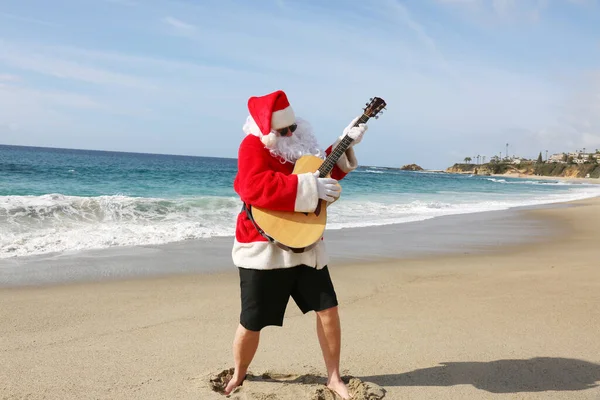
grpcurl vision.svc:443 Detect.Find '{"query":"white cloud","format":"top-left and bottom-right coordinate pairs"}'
top-left (492, 0), bottom-right (515, 15)
top-left (382, 0), bottom-right (442, 58)
top-left (1, 85), bottom-right (102, 110)
top-left (0, 86), bottom-right (76, 137)
top-left (0, 122), bottom-right (19, 132)
top-left (163, 16), bottom-right (197, 37)
top-left (0, 42), bottom-right (155, 89)
top-left (0, 74), bottom-right (20, 82)
top-left (436, 0), bottom-right (585, 20)
top-left (560, 72), bottom-right (600, 148)
top-left (519, 71), bottom-right (600, 154)
top-left (0, 12), bottom-right (61, 27)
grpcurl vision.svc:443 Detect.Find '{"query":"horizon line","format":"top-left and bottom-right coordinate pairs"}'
top-left (0, 143), bottom-right (413, 169)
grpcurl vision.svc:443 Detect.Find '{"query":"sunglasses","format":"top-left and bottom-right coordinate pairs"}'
top-left (276, 123), bottom-right (297, 136)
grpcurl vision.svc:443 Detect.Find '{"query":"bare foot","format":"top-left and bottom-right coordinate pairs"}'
top-left (223, 373), bottom-right (246, 395)
top-left (327, 378), bottom-right (350, 399)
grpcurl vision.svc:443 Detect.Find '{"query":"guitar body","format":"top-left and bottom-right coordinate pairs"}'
top-left (251, 155), bottom-right (331, 250)
top-left (248, 96), bottom-right (386, 251)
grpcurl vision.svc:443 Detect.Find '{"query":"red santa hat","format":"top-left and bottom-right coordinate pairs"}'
top-left (247, 90), bottom-right (296, 135)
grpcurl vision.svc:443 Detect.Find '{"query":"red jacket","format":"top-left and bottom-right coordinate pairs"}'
top-left (231, 134), bottom-right (357, 270)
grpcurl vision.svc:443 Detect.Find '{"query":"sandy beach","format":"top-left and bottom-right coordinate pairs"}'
top-left (2, 198), bottom-right (600, 399)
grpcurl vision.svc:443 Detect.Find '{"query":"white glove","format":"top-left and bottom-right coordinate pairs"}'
top-left (339, 117), bottom-right (368, 147)
top-left (313, 171), bottom-right (341, 202)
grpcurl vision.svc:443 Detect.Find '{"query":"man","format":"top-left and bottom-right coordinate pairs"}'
top-left (225, 90), bottom-right (367, 399)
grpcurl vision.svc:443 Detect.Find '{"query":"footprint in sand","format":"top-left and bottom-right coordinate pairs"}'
top-left (209, 368), bottom-right (239, 394)
top-left (208, 368), bottom-right (386, 399)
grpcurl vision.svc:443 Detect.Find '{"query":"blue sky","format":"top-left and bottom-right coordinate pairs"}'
top-left (0, 0), bottom-right (599, 169)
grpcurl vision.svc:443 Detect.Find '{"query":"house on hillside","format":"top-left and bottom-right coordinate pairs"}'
top-left (549, 153), bottom-right (566, 163)
top-left (573, 154), bottom-right (594, 164)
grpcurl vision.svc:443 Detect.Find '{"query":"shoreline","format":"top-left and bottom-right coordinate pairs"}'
top-left (492, 172), bottom-right (600, 184)
top-left (0, 199), bottom-right (564, 288)
top-left (3, 170), bottom-right (600, 265)
top-left (2, 198), bottom-right (600, 399)
top-left (443, 169), bottom-right (600, 184)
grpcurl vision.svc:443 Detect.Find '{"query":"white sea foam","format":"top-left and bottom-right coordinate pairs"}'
top-left (2, 186), bottom-right (600, 258)
top-left (484, 178), bottom-right (591, 186)
top-left (0, 194), bottom-right (240, 258)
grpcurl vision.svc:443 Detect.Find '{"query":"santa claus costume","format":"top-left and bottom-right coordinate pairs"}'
top-left (232, 90), bottom-right (360, 271)
top-left (224, 90), bottom-right (367, 399)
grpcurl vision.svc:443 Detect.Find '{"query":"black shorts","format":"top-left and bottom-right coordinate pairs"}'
top-left (238, 265), bottom-right (338, 331)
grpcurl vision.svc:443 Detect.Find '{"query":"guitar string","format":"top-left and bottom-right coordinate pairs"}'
top-left (318, 112), bottom-right (373, 177)
top-left (319, 117), bottom-right (367, 175)
top-left (318, 105), bottom-right (384, 174)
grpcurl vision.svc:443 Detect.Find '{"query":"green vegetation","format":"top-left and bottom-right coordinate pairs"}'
top-left (447, 161), bottom-right (600, 179)
top-left (487, 163), bottom-right (512, 174)
top-left (534, 163), bottom-right (568, 176)
top-left (580, 165), bottom-right (600, 178)
top-left (451, 163), bottom-right (476, 172)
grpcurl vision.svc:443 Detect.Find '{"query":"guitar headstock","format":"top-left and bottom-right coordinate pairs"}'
top-left (364, 97), bottom-right (387, 119)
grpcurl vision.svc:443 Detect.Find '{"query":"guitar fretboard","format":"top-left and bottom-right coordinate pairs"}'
top-left (317, 114), bottom-right (370, 178)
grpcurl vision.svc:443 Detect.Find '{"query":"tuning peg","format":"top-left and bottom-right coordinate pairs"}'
top-left (375, 115), bottom-right (379, 119)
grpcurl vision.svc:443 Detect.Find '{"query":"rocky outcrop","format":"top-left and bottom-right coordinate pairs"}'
top-left (400, 164), bottom-right (424, 171)
top-left (446, 162), bottom-right (600, 178)
top-left (446, 163), bottom-right (492, 175)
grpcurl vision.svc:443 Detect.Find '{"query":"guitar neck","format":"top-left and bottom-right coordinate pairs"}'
top-left (317, 113), bottom-right (370, 177)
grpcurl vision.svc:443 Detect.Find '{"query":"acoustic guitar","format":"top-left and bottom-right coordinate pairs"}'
top-left (247, 96), bottom-right (387, 252)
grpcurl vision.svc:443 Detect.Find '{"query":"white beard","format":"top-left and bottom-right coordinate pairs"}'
top-left (243, 117), bottom-right (325, 164)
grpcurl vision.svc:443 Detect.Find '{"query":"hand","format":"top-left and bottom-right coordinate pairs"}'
top-left (313, 171), bottom-right (341, 202)
top-left (339, 117), bottom-right (368, 147)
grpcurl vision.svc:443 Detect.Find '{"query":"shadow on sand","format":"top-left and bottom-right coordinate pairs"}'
top-left (360, 357), bottom-right (600, 394)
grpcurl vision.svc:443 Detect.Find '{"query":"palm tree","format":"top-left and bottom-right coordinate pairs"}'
top-left (464, 157), bottom-right (472, 164)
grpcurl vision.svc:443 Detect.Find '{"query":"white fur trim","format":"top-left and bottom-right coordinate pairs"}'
top-left (332, 139), bottom-right (359, 173)
top-left (271, 106), bottom-right (295, 130)
top-left (232, 239), bottom-right (328, 270)
top-left (294, 172), bottom-right (318, 212)
top-left (260, 131), bottom-right (277, 147)
top-left (242, 115), bottom-right (262, 136)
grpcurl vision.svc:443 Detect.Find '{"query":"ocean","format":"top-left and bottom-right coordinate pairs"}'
top-left (2, 144), bottom-right (600, 260)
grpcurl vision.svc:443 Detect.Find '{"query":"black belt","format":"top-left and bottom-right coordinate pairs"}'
top-left (241, 203), bottom-right (318, 254)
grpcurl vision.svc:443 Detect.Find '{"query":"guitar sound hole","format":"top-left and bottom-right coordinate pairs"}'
top-left (314, 201), bottom-right (322, 217)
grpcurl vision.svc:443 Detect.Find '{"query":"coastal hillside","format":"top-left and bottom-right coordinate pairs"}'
top-left (447, 162), bottom-right (600, 179)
